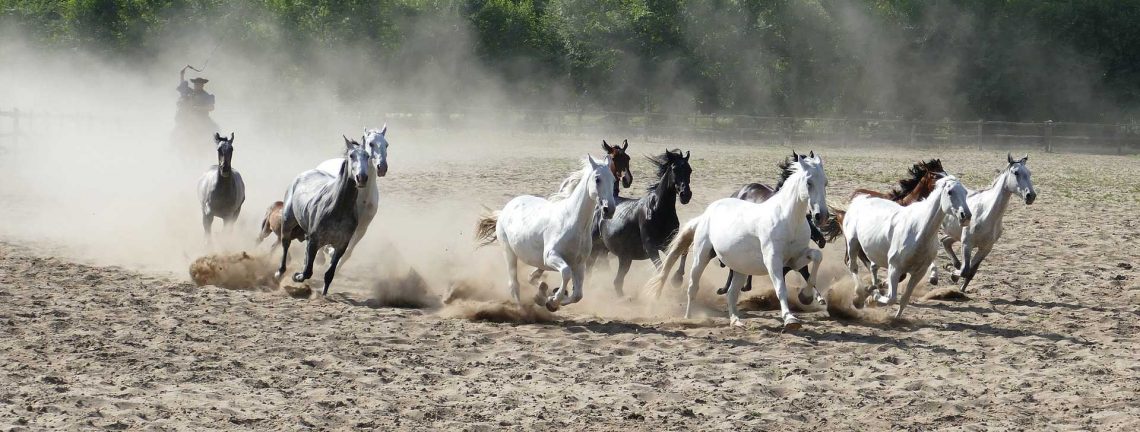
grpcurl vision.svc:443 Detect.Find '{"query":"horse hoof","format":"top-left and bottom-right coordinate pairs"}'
top-left (537, 282), bottom-right (549, 296)
top-left (716, 287), bottom-right (728, 295)
top-left (292, 272), bottom-right (305, 283)
top-left (729, 317), bottom-right (744, 327)
top-left (781, 315), bottom-right (803, 332)
top-left (950, 275), bottom-right (960, 283)
top-left (544, 299), bottom-right (561, 312)
top-left (928, 275), bottom-right (939, 285)
top-left (741, 285), bottom-right (752, 292)
top-left (274, 271), bottom-right (284, 281)
top-left (797, 290), bottom-right (815, 305)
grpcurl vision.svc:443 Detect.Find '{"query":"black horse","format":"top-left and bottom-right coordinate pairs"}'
top-left (715, 154), bottom-right (827, 296)
top-left (589, 149), bottom-right (693, 296)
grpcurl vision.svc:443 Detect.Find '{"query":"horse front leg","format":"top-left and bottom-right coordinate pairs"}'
top-left (294, 236), bottom-right (320, 283)
top-left (321, 243), bottom-right (346, 296)
top-left (790, 249), bottom-right (824, 306)
top-left (873, 264), bottom-right (904, 306)
top-left (762, 248), bottom-right (800, 331)
top-left (960, 245), bottom-right (992, 293)
top-left (895, 269), bottom-right (925, 319)
top-left (941, 235), bottom-right (963, 283)
top-left (541, 254), bottom-right (572, 312)
top-left (275, 237), bottom-right (291, 281)
top-left (202, 214), bottom-right (214, 245)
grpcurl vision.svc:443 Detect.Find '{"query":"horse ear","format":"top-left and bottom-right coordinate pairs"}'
top-left (602, 140), bottom-right (612, 152)
top-left (587, 154), bottom-right (599, 167)
top-left (1007, 153), bottom-right (1015, 165)
top-left (214, 132), bottom-right (221, 142)
top-left (809, 150), bottom-right (815, 159)
top-left (684, 151), bottom-right (690, 160)
top-left (344, 135), bottom-right (354, 148)
top-left (1022, 153), bottom-right (1029, 163)
top-left (380, 124), bottom-right (387, 136)
top-left (622, 139), bottom-right (629, 150)
top-left (791, 150), bottom-right (800, 162)
top-left (229, 132), bottom-right (234, 143)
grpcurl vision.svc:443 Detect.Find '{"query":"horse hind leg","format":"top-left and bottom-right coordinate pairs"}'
top-left (542, 254), bottom-right (573, 312)
top-left (683, 242), bottom-right (714, 319)
top-left (613, 258), bottom-right (632, 298)
top-left (725, 269), bottom-right (749, 327)
top-left (504, 248), bottom-right (523, 306)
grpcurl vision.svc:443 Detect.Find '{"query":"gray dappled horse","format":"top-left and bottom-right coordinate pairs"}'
top-left (276, 136), bottom-right (372, 295)
top-left (197, 132), bottom-right (245, 243)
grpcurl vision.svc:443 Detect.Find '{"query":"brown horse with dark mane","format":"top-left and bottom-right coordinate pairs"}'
top-left (823, 159), bottom-right (947, 241)
top-left (602, 140), bottom-right (634, 197)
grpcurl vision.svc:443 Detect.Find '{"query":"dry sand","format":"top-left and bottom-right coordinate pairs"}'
top-left (1, 140), bottom-right (1138, 430)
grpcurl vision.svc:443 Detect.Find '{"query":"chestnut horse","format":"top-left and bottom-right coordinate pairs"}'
top-left (823, 159), bottom-right (946, 241)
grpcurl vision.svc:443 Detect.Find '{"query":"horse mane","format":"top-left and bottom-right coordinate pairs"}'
top-left (774, 155), bottom-right (803, 190)
top-left (888, 159), bottom-right (943, 201)
top-left (548, 158), bottom-right (594, 202)
top-left (645, 149), bottom-right (683, 192)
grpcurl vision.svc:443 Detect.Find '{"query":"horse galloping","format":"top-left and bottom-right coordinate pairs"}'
top-left (647, 152), bottom-right (829, 330)
top-left (842, 175), bottom-right (971, 319)
top-left (928, 153), bottom-right (1037, 292)
top-left (314, 126), bottom-right (391, 267)
top-left (476, 155), bottom-right (618, 312)
top-left (590, 149), bottom-right (692, 297)
top-left (275, 136), bottom-right (373, 295)
top-left (197, 132), bottom-right (245, 243)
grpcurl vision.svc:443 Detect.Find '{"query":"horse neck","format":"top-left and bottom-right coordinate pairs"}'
top-left (330, 159), bottom-right (360, 210)
top-left (980, 170), bottom-right (1014, 222)
top-left (558, 167), bottom-right (597, 225)
top-left (904, 185), bottom-right (947, 238)
top-left (770, 174), bottom-right (808, 222)
top-left (900, 177), bottom-right (935, 204)
top-left (652, 170), bottom-right (677, 209)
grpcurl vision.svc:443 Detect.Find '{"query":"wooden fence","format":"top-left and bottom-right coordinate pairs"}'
top-left (4, 107), bottom-right (1138, 154)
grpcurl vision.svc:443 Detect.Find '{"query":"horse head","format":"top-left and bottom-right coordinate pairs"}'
top-left (935, 174), bottom-right (972, 226)
top-left (667, 149), bottom-right (693, 204)
top-left (602, 139), bottom-right (633, 191)
top-left (365, 125), bottom-right (390, 177)
top-left (213, 132), bottom-right (234, 177)
top-left (1006, 153), bottom-right (1036, 204)
top-left (343, 135), bottom-right (372, 189)
top-left (794, 150), bottom-right (829, 227)
top-left (589, 154), bottom-right (618, 219)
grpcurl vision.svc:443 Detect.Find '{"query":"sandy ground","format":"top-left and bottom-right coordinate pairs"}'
top-left (1, 138), bottom-right (1138, 430)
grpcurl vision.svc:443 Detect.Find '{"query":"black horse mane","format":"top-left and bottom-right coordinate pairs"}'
top-left (888, 159), bottom-right (944, 201)
top-left (774, 154), bottom-right (806, 190)
top-left (645, 149), bottom-right (685, 191)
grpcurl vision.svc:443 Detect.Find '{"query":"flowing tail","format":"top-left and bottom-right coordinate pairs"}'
top-left (644, 216), bottom-right (699, 298)
top-left (256, 201), bottom-right (284, 245)
top-left (823, 205), bottom-right (846, 242)
top-left (474, 210), bottom-right (500, 247)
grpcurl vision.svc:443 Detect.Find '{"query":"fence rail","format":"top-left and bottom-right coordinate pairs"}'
top-left (4, 107), bottom-right (1138, 154)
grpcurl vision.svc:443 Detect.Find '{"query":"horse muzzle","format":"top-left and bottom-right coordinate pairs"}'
top-left (1024, 191), bottom-right (1036, 205)
top-left (813, 211), bottom-right (828, 227)
top-left (376, 161), bottom-right (389, 178)
top-left (601, 204), bottom-right (615, 219)
top-left (679, 187), bottom-right (692, 205)
top-left (958, 210), bottom-right (973, 226)
top-left (621, 171), bottom-right (633, 188)
top-left (355, 174), bottom-right (369, 187)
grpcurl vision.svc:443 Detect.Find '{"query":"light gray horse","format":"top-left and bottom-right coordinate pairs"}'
top-left (275, 136), bottom-right (372, 295)
top-left (196, 132), bottom-right (245, 243)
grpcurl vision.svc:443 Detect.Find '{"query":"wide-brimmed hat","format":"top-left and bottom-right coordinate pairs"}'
top-left (190, 77), bottom-right (209, 84)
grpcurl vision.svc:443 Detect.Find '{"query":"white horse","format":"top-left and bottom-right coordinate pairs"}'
top-left (197, 132), bottom-right (245, 244)
top-left (842, 175), bottom-right (971, 319)
top-left (928, 153), bottom-right (1036, 292)
top-left (314, 126), bottom-right (390, 266)
top-left (276, 136), bottom-right (372, 295)
top-left (646, 152), bottom-right (829, 330)
top-left (475, 155), bottom-right (618, 311)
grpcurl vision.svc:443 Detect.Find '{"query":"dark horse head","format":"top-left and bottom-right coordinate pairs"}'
top-left (649, 149), bottom-right (693, 205)
top-left (213, 132), bottom-right (235, 177)
top-left (602, 139), bottom-right (633, 194)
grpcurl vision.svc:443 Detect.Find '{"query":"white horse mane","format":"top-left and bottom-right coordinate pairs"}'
top-left (548, 159), bottom-right (596, 202)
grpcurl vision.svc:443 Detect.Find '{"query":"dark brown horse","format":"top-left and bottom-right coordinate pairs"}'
top-left (602, 140), bottom-right (633, 197)
top-left (823, 158), bottom-right (947, 241)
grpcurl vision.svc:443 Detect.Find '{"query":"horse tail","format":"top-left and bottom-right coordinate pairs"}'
top-left (645, 216), bottom-right (699, 298)
top-left (474, 210), bottom-right (500, 247)
top-left (256, 201), bottom-right (284, 245)
top-left (823, 205), bottom-right (846, 242)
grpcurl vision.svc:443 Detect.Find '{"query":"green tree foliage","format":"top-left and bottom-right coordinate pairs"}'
top-left (4, 0), bottom-right (1139, 121)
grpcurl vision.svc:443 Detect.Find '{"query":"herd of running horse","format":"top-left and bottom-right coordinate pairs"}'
top-left (195, 126), bottom-right (1036, 331)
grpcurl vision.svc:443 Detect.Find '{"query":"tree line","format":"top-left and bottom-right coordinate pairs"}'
top-left (5, 0), bottom-right (1140, 122)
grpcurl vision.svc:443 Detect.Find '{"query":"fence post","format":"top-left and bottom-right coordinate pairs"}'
top-left (976, 119), bottom-right (983, 150)
top-left (11, 108), bottom-right (18, 146)
top-left (1043, 120), bottom-right (1053, 153)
